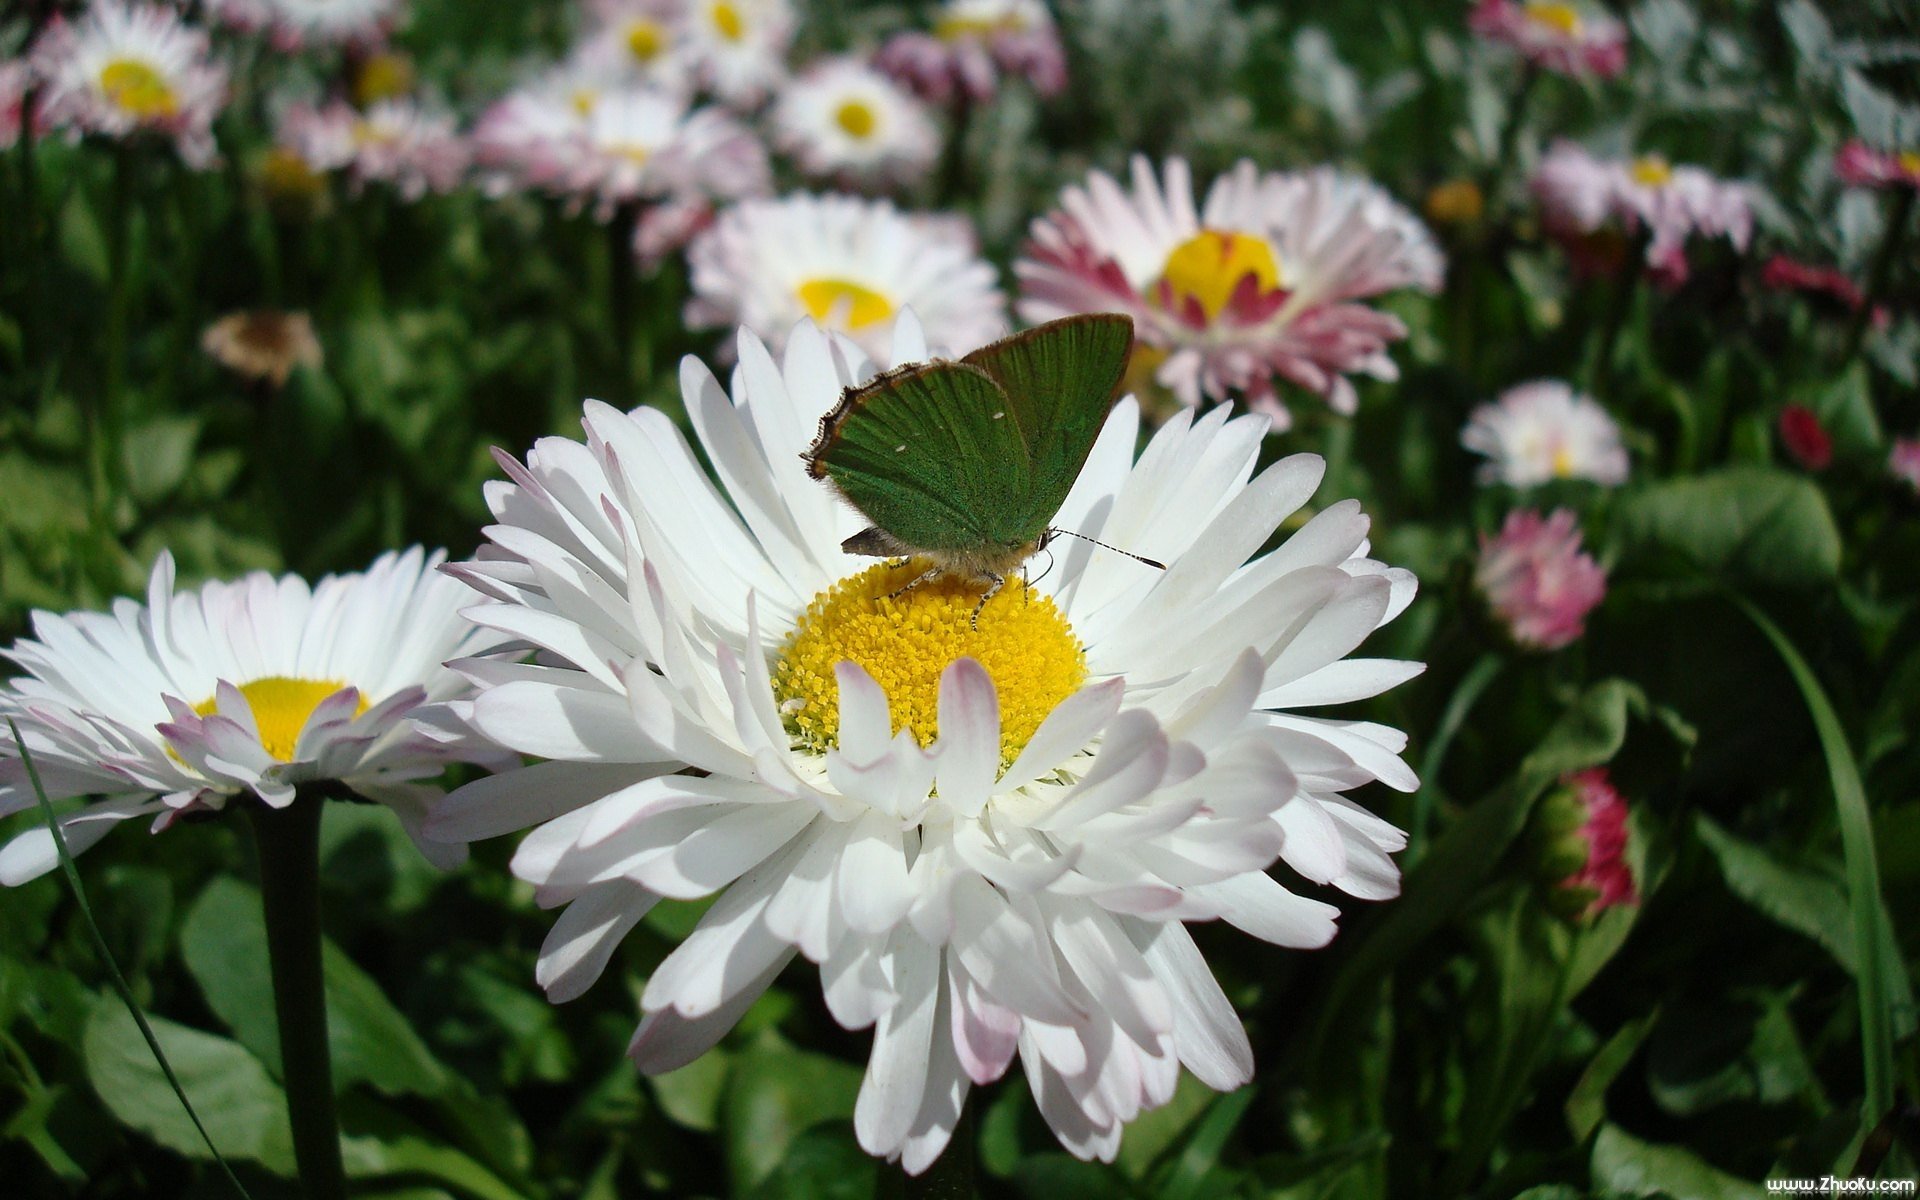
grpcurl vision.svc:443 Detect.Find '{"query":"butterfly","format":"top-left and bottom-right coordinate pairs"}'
top-left (802, 313), bottom-right (1156, 618)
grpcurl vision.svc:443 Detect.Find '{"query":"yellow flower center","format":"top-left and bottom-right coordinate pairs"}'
top-left (626, 18), bottom-right (670, 62)
top-left (1425, 178), bottom-right (1486, 225)
top-left (99, 58), bottom-right (178, 119)
top-left (1154, 229), bottom-right (1284, 321)
top-left (1551, 446), bottom-right (1576, 478)
top-left (351, 52), bottom-right (414, 108)
top-left (796, 277), bottom-right (895, 329)
top-left (772, 561), bottom-right (1086, 767)
top-left (570, 87), bottom-right (601, 116)
top-left (1630, 155), bottom-right (1673, 188)
top-left (259, 147), bottom-right (325, 202)
top-left (711, 1), bottom-right (746, 42)
top-left (191, 676), bottom-right (369, 763)
top-left (1899, 150), bottom-right (1920, 175)
top-left (834, 98), bottom-right (879, 139)
top-left (351, 119), bottom-right (397, 148)
top-left (610, 141), bottom-right (650, 166)
top-left (1523, 2), bottom-right (1583, 35)
top-left (935, 12), bottom-right (1027, 40)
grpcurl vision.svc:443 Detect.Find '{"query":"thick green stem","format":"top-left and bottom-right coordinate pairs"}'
top-left (1846, 188), bottom-right (1914, 360)
top-left (248, 795), bottom-right (347, 1200)
top-left (937, 93), bottom-right (975, 209)
top-left (97, 143), bottom-right (139, 522)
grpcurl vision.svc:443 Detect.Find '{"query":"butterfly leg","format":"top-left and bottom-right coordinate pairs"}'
top-left (969, 573), bottom-right (1005, 630)
top-left (888, 565), bottom-right (943, 600)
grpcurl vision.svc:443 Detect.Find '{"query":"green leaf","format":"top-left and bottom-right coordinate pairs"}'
top-left (342, 1129), bottom-right (530, 1200)
top-left (1615, 469), bottom-right (1840, 587)
top-left (1797, 363), bottom-right (1884, 455)
top-left (744, 1123), bottom-right (877, 1200)
top-left (650, 1049), bottom-right (731, 1133)
top-left (180, 877), bottom-right (449, 1098)
top-left (722, 1031), bottom-right (862, 1191)
top-left (1566, 1014), bottom-right (1657, 1143)
top-left (121, 415), bottom-right (202, 506)
top-left (1695, 816), bottom-right (1854, 970)
top-left (82, 1000), bottom-right (295, 1175)
top-left (1589, 1124), bottom-right (1765, 1200)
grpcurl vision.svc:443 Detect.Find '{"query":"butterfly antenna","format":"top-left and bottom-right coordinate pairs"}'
top-left (1026, 545), bottom-right (1059, 594)
top-left (1046, 529), bottom-right (1166, 571)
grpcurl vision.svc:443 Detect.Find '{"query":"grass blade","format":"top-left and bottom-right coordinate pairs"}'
top-left (8, 718), bottom-right (255, 1200)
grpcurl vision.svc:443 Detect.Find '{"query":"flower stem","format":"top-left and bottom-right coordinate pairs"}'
top-left (1409, 650), bottom-right (1503, 864)
top-left (247, 794), bottom-right (347, 1200)
top-left (1845, 188), bottom-right (1914, 360)
top-left (1585, 252), bottom-right (1641, 400)
top-left (98, 142), bottom-right (139, 524)
top-left (16, 86), bottom-right (44, 375)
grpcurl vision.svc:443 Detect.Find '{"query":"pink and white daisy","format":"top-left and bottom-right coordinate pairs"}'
top-left (276, 97), bottom-right (468, 200)
top-left (29, 1), bottom-right (228, 168)
top-left (877, 0), bottom-right (1066, 105)
top-left (1891, 438), bottom-right (1920, 495)
top-left (771, 56), bottom-right (940, 189)
top-left (1461, 380), bottom-right (1629, 488)
top-left (476, 82), bottom-right (768, 220)
top-left (1467, 0), bottom-right (1628, 80)
top-left (1532, 142), bottom-right (1753, 286)
top-left (681, 0), bottom-right (794, 107)
top-left (570, 0), bottom-right (695, 95)
top-left (0, 549), bottom-right (509, 885)
top-left (1017, 156), bottom-right (1445, 428)
top-left (686, 193), bottom-right (1007, 363)
top-left (204, 0), bottom-right (402, 51)
top-left (1475, 508), bottom-right (1606, 652)
top-left (1834, 140), bottom-right (1920, 192)
top-left (429, 316), bottom-right (1421, 1172)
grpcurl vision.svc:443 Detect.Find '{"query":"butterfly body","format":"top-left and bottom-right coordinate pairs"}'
top-left (802, 313), bottom-right (1136, 602)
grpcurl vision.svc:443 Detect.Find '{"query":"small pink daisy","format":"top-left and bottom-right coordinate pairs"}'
top-left (876, 0), bottom-right (1065, 105)
top-left (1888, 438), bottom-right (1920, 495)
top-left (29, 1), bottom-right (228, 168)
top-left (1834, 140), bottom-right (1920, 192)
top-left (1532, 142), bottom-right (1752, 286)
top-left (1468, 0), bottom-right (1628, 79)
top-left (1538, 768), bottom-right (1637, 919)
top-left (276, 97), bottom-right (468, 200)
top-left (1017, 156), bottom-right (1443, 428)
top-left (1475, 508), bottom-right (1606, 651)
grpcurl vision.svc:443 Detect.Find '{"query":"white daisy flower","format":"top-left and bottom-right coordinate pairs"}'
top-left (771, 56), bottom-right (940, 189)
top-left (1531, 142), bottom-right (1753, 287)
top-left (686, 193), bottom-right (1007, 363)
top-left (204, 0), bottom-right (403, 51)
top-left (0, 549), bottom-right (508, 885)
top-left (29, 1), bottom-right (228, 168)
top-left (1460, 380), bottom-right (1629, 488)
top-left (1017, 156), bottom-right (1445, 429)
top-left (682, 0), bottom-right (794, 107)
top-left (430, 316), bottom-right (1422, 1171)
top-left (276, 97), bottom-right (469, 200)
top-left (570, 0), bottom-right (695, 95)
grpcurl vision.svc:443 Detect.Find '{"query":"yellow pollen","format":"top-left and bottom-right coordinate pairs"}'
top-left (772, 561), bottom-right (1086, 767)
top-left (351, 119), bottom-right (397, 148)
top-left (935, 13), bottom-right (1026, 40)
top-left (1630, 155), bottom-right (1673, 188)
top-left (1900, 151), bottom-right (1920, 175)
top-left (1523, 2), bottom-right (1583, 35)
top-left (570, 87), bottom-right (601, 115)
top-left (711, 1), bottom-right (746, 42)
top-left (190, 676), bottom-right (369, 763)
top-left (99, 58), bottom-right (178, 119)
top-left (1155, 228), bottom-right (1283, 321)
top-left (625, 18), bottom-right (669, 62)
top-left (834, 98), bottom-right (879, 139)
top-left (1425, 178), bottom-right (1486, 225)
top-left (611, 142), bottom-right (650, 166)
top-left (1551, 446), bottom-right (1576, 477)
top-left (350, 52), bottom-right (414, 108)
top-left (259, 147), bottom-right (325, 201)
top-left (797, 277), bottom-right (895, 329)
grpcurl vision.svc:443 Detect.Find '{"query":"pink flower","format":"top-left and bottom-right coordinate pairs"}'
top-left (1475, 508), bottom-right (1606, 651)
top-left (276, 98), bottom-right (469, 200)
top-left (1891, 438), bottom-right (1920, 494)
top-left (1834, 140), bottom-right (1920, 192)
top-left (29, 1), bottom-right (229, 169)
top-left (876, 0), bottom-right (1065, 105)
top-left (1017, 156), bottom-right (1443, 428)
top-left (1778, 405), bottom-right (1832, 471)
top-left (1761, 254), bottom-right (1865, 311)
top-left (1532, 143), bottom-right (1752, 286)
top-left (1468, 0), bottom-right (1628, 80)
top-left (1537, 768), bottom-right (1637, 919)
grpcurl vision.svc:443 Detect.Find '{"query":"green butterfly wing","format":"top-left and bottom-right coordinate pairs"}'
top-left (804, 313), bottom-right (1136, 557)
top-left (807, 360), bottom-right (1042, 553)
top-left (959, 313), bottom-right (1135, 529)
